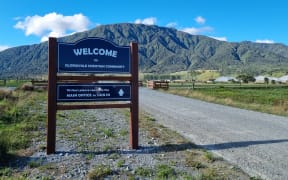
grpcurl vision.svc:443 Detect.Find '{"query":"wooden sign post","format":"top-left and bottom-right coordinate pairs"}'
top-left (47, 37), bottom-right (138, 154)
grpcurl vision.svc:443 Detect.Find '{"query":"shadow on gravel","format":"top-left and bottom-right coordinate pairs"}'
top-left (200, 139), bottom-right (288, 151)
top-left (56, 142), bottom-right (197, 156)
top-left (0, 155), bottom-right (44, 170)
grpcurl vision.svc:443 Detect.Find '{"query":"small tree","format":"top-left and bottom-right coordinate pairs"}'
top-left (237, 74), bottom-right (255, 83)
top-left (264, 77), bottom-right (269, 85)
top-left (189, 70), bottom-right (198, 89)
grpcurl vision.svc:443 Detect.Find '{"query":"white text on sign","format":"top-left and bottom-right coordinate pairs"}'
top-left (73, 48), bottom-right (118, 58)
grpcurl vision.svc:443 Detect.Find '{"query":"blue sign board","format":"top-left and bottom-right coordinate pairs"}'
top-left (58, 37), bottom-right (131, 73)
top-left (57, 83), bottom-right (131, 102)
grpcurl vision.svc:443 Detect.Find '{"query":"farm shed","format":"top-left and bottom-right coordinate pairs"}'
top-left (255, 76), bottom-right (279, 83)
top-left (254, 76), bottom-right (267, 83)
top-left (268, 77), bottom-right (279, 83)
top-left (279, 75), bottom-right (288, 83)
top-left (215, 76), bottom-right (237, 83)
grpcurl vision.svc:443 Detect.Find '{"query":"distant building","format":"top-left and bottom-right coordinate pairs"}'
top-left (279, 75), bottom-right (288, 83)
top-left (254, 76), bottom-right (267, 83)
top-left (268, 77), bottom-right (279, 83)
top-left (255, 76), bottom-right (280, 83)
top-left (215, 76), bottom-right (237, 83)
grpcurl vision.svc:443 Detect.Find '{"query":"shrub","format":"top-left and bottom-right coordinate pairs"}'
top-left (20, 84), bottom-right (34, 91)
top-left (135, 167), bottom-right (153, 177)
top-left (102, 128), bottom-right (114, 137)
top-left (0, 89), bottom-right (13, 100)
top-left (155, 164), bottom-right (176, 179)
top-left (0, 167), bottom-right (12, 176)
top-left (87, 164), bottom-right (112, 180)
top-left (204, 151), bottom-right (217, 162)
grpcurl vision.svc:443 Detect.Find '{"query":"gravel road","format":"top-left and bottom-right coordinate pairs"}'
top-left (139, 88), bottom-right (288, 180)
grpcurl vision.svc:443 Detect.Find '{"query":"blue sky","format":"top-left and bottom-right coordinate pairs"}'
top-left (1, 0), bottom-right (288, 51)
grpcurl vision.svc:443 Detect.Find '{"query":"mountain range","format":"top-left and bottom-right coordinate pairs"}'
top-left (1, 23), bottom-right (288, 79)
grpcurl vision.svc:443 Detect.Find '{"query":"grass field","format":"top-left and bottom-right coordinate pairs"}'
top-left (0, 88), bottom-right (46, 163)
top-left (140, 70), bottom-right (221, 82)
top-left (0, 80), bottom-right (30, 87)
top-left (166, 83), bottom-right (288, 116)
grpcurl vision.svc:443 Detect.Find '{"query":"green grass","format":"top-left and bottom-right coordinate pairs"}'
top-left (134, 167), bottom-right (153, 177)
top-left (101, 128), bottom-right (114, 138)
top-left (85, 153), bottom-right (94, 161)
top-left (134, 165), bottom-right (176, 179)
top-left (155, 164), bottom-right (176, 179)
top-left (28, 159), bottom-right (43, 168)
top-left (196, 86), bottom-right (288, 105)
top-left (185, 151), bottom-right (206, 169)
top-left (196, 70), bottom-right (221, 82)
top-left (0, 168), bottom-right (12, 176)
top-left (167, 84), bottom-right (288, 116)
top-left (204, 151), bottom-right (219, 162)
top-left (0, 89), bottom-right (46, 163)
top-left (87, 164), bottom-right (113, 180)
top-left (141, 70), bottom-right (221, 82)
top-left (0, 80), bottom-right (30, 87)
top-left (119, 129), bottom-right (129, 136)
top-left (108, 153), bottom-right (120, 160)
top-left (103, 145), bottom-right (112, 152)
top-left (116, 159), bottom-right (125, 168)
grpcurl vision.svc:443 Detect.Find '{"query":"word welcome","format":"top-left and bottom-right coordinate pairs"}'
top-left (73, 48), bottom-right (118, 58)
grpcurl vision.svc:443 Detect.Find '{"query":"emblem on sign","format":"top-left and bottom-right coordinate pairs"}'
top-left (118, 89), bottom-right (124, 96)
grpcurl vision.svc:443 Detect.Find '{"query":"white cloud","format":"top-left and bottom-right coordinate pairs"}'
top-left (134, 17), bottom-right (157, 25)
top-left (181, 26), bottom-right (213, 35)
top-left (166, 22), bottom-right (178, 28)
top-left (194, 16), bottom-right (206, 24)
top-left (0, 45), bottom-right (10, 52)
top-left (209, 36), bottom-right (227, 41)
top-left (255, 39), bottom-right (275, 44)
top-left (14, 12), bottom-right (90, 42)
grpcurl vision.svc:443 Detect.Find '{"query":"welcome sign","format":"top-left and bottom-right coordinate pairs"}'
top-left (58, 37), bottom-right (131, 73)
top-left (47, 37), bottom-right (139, 154)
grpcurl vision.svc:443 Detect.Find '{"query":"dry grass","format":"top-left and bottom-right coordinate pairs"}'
top-left (0, 89), bottom-right (13, 100)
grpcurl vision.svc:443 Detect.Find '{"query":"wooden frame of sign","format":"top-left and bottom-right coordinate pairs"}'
top-left (47, 37), bottom-right (138, 154)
